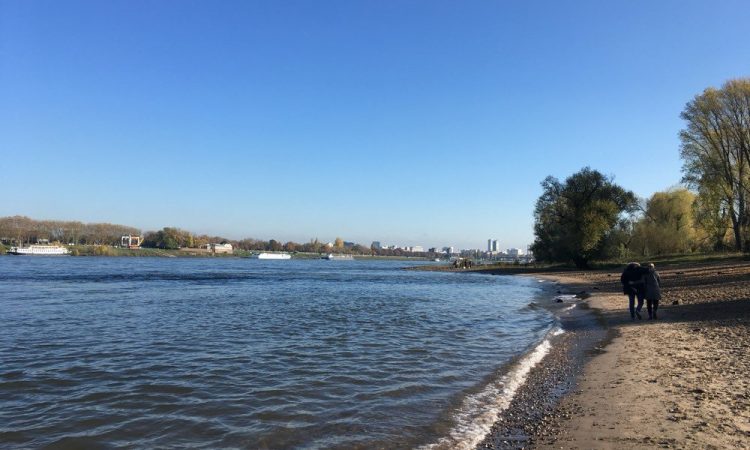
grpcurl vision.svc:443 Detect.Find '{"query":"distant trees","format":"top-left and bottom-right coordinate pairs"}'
top-left (0, 215), bottom-right (428, 258)
top-left (268, 239), bottom-right (283, 252)
top-left (680, 78), bottom-right (750, 251)
top-left (531, 167), bottom-right (637, 268)
top-left (351, 244), bottom-right (370, 254)
top-left (0, 216), bottom-right (139, 246)
top-left (236, 238), bottom-right (264, 251)
top-left (142, 227), bottom-right (189, 249)
top-left (307, 238), bottom-right (322, 253)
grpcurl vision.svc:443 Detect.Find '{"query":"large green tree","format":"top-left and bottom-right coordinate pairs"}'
top-left (692, 182), bottom-right (732, 251)
top-left (531, 167), bottom-right (637, 268)
top-left (680, 78), bottom-right (750, 251)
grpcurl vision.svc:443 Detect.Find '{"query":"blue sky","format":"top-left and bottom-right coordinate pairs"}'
top-left (2, 1), bottom-right (749, 249)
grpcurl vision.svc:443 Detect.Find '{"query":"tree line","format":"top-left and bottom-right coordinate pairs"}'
top-left (0, 216), bottom-right (140, 246)
top-left (144, 230), bottom-right (385, 255)
top-left (531, 77), bottom-right (750, 268)
top-left (0, 217), bottom-right (402, 256)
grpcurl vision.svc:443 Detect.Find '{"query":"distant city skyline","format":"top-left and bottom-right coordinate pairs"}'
top-left (2, 1), bottom-right (750, 250)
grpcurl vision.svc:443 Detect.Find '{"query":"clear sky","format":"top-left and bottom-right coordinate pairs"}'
top-left (2, 1), bottom-right (749, 250)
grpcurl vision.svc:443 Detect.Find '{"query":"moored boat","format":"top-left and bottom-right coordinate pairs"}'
top-left (8, 245), bottom-right (70, 255)
top-left (324, 253), bottom-right (354, 260)
top-left (250, 252), bottom-right (292, 260)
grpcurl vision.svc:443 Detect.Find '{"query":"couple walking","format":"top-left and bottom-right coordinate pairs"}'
top-left (621, 262), bottom-right (662, 320)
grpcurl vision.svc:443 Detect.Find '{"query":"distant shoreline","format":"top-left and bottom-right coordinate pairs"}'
top-left (0, 246), bottom-right (434, 261)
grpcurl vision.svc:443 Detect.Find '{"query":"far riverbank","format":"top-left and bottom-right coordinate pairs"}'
top-left (0, 245), bottom-right (435, 261)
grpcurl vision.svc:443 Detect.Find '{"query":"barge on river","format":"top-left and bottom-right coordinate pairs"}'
top-left (250, 252), bottom-right (292, 260)
top-left (323, 254), bottom-right (354, 260)
top-left (8, 245), bottom-right (70, 255)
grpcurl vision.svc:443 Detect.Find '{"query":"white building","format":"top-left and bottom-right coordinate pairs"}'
top-left (121, 235), bottom-right (142, 249)
top-left (210, 243), bottom-right (233, 254)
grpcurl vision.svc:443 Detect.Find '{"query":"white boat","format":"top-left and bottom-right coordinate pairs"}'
top-left (250, 252), bottom-right (292, 260)
top-left (324, 253), bottom-right (354, 260)
top-left (8, 245), bottom-right (69, 256)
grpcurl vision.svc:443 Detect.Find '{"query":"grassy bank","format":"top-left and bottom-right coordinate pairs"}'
top-left (67, 245), bottom-right (245, 257)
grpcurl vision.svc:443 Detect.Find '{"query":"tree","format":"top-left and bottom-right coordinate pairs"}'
top-left (142, 227), bottom-right (183, 249)
top-left (334, 237), bottom-right (344, 249)
top-left (680, 78), bottom-right (750, 251)
top-left (300, 238), bottom-right (321, 253)
top-left (268, 239), bottom-right (282, 252)
top-left (692, 183), bottom-right (732, 251)
top-left (631, 189), bottom-right (697, 255)
top-left (531, 167), bottom-right (637, 268)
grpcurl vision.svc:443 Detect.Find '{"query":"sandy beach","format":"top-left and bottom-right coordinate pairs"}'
top-left (479, 260), bottom-right (750, 449)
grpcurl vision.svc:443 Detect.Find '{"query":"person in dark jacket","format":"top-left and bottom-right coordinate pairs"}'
top-left (644, 263), bottom-right (662, 319)
top-left (621, 262), bottom-right (646, 320)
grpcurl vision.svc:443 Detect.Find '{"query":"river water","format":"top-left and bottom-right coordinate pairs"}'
top-left (0, 257), bottom-right (557, 449)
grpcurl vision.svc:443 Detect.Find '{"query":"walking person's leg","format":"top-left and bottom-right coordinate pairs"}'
top-left (653, 299), bottom-right (659, 320)
top-left (646, 299), bottom-right (653, 319)
top-left (635, 291), bottom-right (644, 320)
top-left (628, 292), bottom-right (636, 320)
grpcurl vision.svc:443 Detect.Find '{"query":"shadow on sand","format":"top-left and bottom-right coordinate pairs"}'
top-left (597, 297), bottom-right (750, 329)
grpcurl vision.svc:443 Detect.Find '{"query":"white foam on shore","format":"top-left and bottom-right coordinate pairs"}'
top-left (419, 327), bottom-right (562, 450)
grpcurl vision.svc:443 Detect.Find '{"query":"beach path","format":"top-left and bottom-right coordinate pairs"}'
top-left (534, 265), bottom-right (750, 449)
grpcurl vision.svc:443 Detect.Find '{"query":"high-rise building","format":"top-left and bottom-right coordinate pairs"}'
top-left (488, 239), bottom-right (498, 253)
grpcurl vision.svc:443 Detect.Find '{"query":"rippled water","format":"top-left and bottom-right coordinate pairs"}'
top-left (0, 257), bottom-right (555, 449)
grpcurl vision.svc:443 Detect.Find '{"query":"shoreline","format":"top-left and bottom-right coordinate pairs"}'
top-left (477, 275), bottom-right (612, 449)
top-left (0, 251), bottom-right (433, 261)
top-left (479, 261), bottom-right (750, 449)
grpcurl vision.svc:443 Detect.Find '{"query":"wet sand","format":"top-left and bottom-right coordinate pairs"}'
top-left (479, 260), bottom-right (750, 449)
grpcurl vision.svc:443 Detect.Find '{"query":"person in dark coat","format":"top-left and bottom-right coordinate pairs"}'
top-left (644, 263), bottom-right (662, 319)
top-left (621, 262), bottom-right (646, 320)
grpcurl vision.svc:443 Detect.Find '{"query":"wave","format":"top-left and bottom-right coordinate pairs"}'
top-left (554, 294), bottom-right (579, 302)
top-left (518, 301), bottom-right (541, 312)
top-left (419, 327), bottom-right (564, 450)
